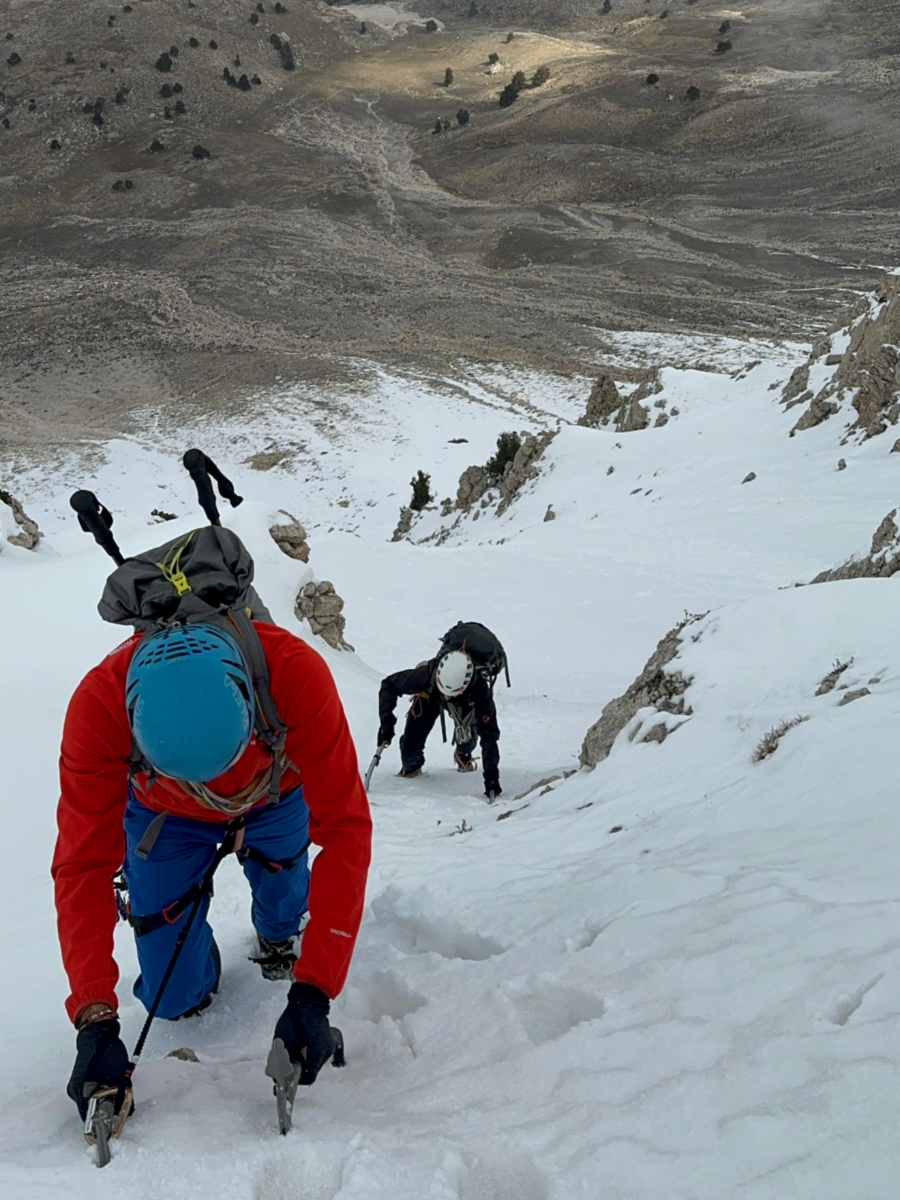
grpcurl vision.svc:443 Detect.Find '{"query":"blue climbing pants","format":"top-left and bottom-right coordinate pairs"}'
top-left (123, 786), bottom-right (310, 1019)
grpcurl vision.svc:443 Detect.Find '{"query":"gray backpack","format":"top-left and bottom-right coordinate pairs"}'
top-left (71, 450), bottom-right (287, 808)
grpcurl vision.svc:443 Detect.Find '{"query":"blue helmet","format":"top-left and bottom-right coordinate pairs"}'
top-left (126, 624), bottom-right (255, 782)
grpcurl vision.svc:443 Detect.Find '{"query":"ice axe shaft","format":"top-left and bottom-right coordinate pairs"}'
top-left (364, 744), bottom-right (386, 792)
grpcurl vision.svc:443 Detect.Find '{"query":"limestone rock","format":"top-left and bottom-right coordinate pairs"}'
top-left (578, 373), bottom-right (621, 428)
top-left (392, 506), bottom-right (415, 542)
top-left (578, 371), bottom-right (654, 434)
top-left (496, 431), bottom-right (555, 515)
top-left (785, 273), bottom-right (900, 440)
top-left (295, 580), bottom-right (353, 651)
top-left (809, 507), bottom-right (900, 582)
top-left (742, 472), bottom-right (756, 484)
top-left (268, 511), bottom-right (309, 562)
top-left (579, 614), bottom-right (701, 767)
top-left (456, 465), bottom-right (490, 510)
top-left (543, 504), bottom-right (556, 522)
top-left (0, 490), bottom-right (42, 550)
top-left (838, 687), bottom-right (870, 706)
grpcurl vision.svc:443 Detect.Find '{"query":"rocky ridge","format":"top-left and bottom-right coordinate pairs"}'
top-left (579, 612), bottom-right (703, 768)
top-left (783, 273), bottom-right (900, 442)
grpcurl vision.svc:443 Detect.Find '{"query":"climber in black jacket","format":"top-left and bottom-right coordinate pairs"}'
top-left (378, 650), bottom-right (501, 798)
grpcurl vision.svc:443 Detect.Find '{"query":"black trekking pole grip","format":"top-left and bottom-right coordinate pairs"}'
top-left (70, 491), bottom-right (125, 565)
top-left (183, 449), bottom-right (243, 527)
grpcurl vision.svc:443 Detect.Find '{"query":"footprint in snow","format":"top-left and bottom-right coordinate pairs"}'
top-left (826, 974), bottom-right (883, 1027)
top-left (502, 978), bottom-right (605, 1045)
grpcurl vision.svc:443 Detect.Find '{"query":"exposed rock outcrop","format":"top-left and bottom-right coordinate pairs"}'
top-left (496, 431), bottom-right (555, 515)
top-left (579, 614), bottom-right (702, 767)
top-left (268, 511), bottom-right (310, 562)
top-left (809, 508), bottom-right (900, 582)
top-left (785, 273), bottom-right (900, 440)
top-left (295, 580), bottom-right (353, 651)
top-left (391, 506), bottom-right (415, 542)
top-left (456, 465), bottom-right (490, 510)
top-left (577, 373), bottom-right (622, 428)
top-left (0, 490), bottom-right (42, 550)
top-left (577, 371), bottom-right (652, 433)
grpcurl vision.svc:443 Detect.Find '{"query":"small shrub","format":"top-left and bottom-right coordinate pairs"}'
top-left (716, 40), bottom-right (732, 53)
top-left (753, 716), bottom-right (809, 763)
top-left (425, 19), bottom-right (438, 33)
top-left (274, 1), bottom-right (287, 11)
top-left (192, 143), bottom-right (211, 159)
top-left (488, 52), bottom-right (500, 65)
top-left (410, 470), bottom-right (433, 511)
top-left (511, 70), bottom-right (527, 91)
top-left (602, 0), bottom-right (612, 12)
top-left (646, 73), bottom-right (659, 86)
top-left (49, 138), bottom-right (61, 150)
top-left (65, 52), bottom-right (75, 64)
top-left (506, 31), bottom-right (514, 43)
top-left (468, 1), bottom-right (479, 15)
top-left (175, 99), bottom-right (186, 114)
top-left (209, 39), bottom-right (218, 49)
top-left (155, 52), bottom-right (173, 72)
top-left (531, 64), bottom-right (550, 88)
top-left (250, 13), bottom-right (259, 24)
top-left (149, 138), bottom-right (165, 152)
top-left (498, 82), bottom-right (518, 108)
top-left (456, 108), bottom-right (470, 126)
top-left (484, 432), bottom-right (521, 481)
top-left (173, 83), bottom-right (183, 93)
top-left (444, 67), bottom-right (454, 87)
top-left (685, 85), bottom-right (700, 101)
top-left (189, 37), bottom-right (200, 48)
top-left (160, 83), bottom-right (173, 98)
top-left (719, 20), bottom-right (731, 33)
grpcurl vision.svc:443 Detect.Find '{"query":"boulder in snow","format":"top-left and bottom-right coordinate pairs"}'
top-left (0, 490), bottom-right (42, 550)
top-left (295, 580), bottom-right (353, 651)
top-left (268, 511), bottom-right (309, 562)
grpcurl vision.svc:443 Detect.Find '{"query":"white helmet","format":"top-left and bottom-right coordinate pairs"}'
top-left (435, 651), bottom-right (475, 698)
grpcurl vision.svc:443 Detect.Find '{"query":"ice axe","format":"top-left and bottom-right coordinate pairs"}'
top-left (364, 743), bottom-right (388, 792)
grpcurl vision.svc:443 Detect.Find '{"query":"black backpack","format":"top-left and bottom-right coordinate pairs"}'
top-left (71, 449), bottom-right (287, 811)
top-left (439, 621), bottom-right (510, 689)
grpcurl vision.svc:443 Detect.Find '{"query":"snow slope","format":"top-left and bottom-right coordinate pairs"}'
top-left (2, 337), bottom-right (900, 1199)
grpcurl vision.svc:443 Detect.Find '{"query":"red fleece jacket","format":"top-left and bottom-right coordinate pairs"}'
top-left (52, 623), bottom-right (372, 1024)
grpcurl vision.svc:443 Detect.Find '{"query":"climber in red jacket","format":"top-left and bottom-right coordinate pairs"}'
top-left (53, 620), bottom-right (371, 1122)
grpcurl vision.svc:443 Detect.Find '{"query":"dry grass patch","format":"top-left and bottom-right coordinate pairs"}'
top-left (753, 715), bottom-right (809, 763)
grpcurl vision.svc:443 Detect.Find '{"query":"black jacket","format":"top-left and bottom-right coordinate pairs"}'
top-left (378, 657), bottom-right (500, 778)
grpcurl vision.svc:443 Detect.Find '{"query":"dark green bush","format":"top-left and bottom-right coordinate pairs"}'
top-left (410, 470), bottom-right (433, 511)
top-left (484, 432), bottom-right (521, 481)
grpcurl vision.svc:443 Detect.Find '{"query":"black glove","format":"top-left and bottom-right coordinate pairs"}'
top-left (67, 1018), bottom-right (131, 1121)
top-left (273, 983), bottom-right (334, 1086)
top-left (377, 721), bottom-right (395, 747)
top-left (484, 775), bottom-right (502, 799)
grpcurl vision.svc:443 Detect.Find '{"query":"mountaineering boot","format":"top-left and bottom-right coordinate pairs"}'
top-left (174, 937), bottom-right (221, 1018)
top-left (397, 765), bottom-right (422, 779)
top-left (254, 933), bottom-right (299, 981)
top-left (454, 750), bottom-right (477, 773)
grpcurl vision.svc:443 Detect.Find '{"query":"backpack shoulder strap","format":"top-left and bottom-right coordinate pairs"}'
top-left (226, 608), bottom-right (288, 804)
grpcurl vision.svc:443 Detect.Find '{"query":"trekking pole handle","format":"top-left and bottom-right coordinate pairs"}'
top-left (183, 449), bottom-right (243, 527)
top-left (70, 491), bottom-right (125, 565)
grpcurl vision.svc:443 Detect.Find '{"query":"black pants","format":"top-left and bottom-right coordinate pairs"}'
top-left (399, 693), bottom-right (477, 772)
